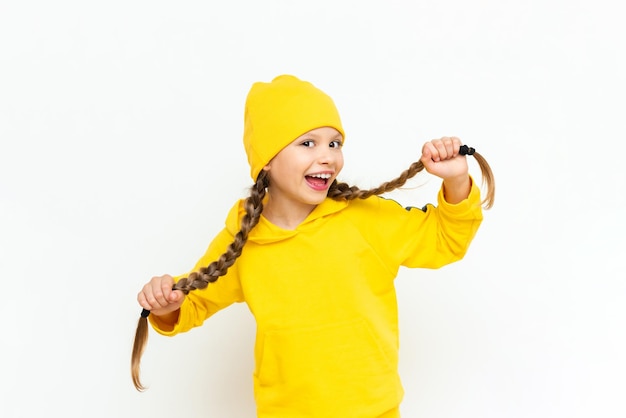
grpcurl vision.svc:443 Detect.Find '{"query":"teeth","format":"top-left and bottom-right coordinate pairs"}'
top-left (309, 173), bottom-right (331, 179)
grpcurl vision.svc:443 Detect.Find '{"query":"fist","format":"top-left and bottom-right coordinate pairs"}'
top-left (420, 136), bottom-right (469, 181)
top-left (137, 274), bottom-right (186, 317)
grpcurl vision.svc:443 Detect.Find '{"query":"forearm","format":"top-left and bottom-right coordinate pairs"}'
top-left (442, 174), bottom-right (472, 204)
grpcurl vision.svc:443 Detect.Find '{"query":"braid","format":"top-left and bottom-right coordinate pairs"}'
top-left (328, 161), bottom-right (426, 200)
top-left (327, 149), bottom-right (495, 209)
top-left (131, 171), bottom-right (269, 391)
top-left (173, 172), bottom-right (268, 294)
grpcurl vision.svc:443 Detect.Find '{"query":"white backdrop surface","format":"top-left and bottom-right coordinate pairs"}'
top-left (1, 1), bottom-right (625, 417)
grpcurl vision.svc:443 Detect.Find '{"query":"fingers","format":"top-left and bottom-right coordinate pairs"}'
top-left (137, 274), bottom-right (181, 312)
top-left (421, 137), bottom-right (462, 162)
top-left (420, 136), bottom-right (469, 181)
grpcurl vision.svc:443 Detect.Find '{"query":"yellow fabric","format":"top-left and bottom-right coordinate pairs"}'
top-left (243, 75), bottom-right (345, 180)
top-left (151, 183), bottom-right (483, 417)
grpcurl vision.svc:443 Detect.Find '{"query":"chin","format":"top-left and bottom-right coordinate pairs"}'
top-left (302, 192), bottom-right (327, 206)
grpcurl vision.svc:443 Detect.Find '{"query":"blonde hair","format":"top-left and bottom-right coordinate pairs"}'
top-left (131, 148), bottom-right (495, 391)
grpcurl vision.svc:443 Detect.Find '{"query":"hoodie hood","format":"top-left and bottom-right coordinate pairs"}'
top-left (225, 196), bottom-right (349, 245)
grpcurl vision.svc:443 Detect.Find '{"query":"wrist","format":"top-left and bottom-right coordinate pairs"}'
top-left (442, 175), bottom-right (471, 204)
top-left (443, 173), bottom-right (470, 189)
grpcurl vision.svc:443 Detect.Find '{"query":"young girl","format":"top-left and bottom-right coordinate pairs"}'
top-left (132, 74), bottom-right (494, 418)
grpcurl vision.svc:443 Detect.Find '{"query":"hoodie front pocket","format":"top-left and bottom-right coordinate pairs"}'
top-left (254, 318), bottom-right (403, 417)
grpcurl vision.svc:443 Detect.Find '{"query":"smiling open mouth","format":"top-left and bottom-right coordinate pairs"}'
top-left (305, 173), bottom-right (331, 189)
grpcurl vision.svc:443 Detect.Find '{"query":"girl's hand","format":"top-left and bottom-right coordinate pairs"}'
top-left (420, 136), bottom-right (468, 180)
top-left (421, 137), bottom-right (471, 204)
top-left (137, 274), bottom-right (185, 317)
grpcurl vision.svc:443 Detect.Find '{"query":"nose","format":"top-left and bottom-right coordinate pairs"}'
top-left (316, 147), bottom-right (335, 165)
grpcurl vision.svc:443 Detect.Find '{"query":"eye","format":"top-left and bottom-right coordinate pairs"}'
top-left (330, 140), bottom-right (343, 148)
top-left (300, 140), bottom-right (315, 147)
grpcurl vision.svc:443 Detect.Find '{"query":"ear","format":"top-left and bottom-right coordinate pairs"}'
top-left (262, 164), bottom-right (271, 172)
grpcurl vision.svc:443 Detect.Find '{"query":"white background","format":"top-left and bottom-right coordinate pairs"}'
top-left (1, 1), bottom-right (625, 417)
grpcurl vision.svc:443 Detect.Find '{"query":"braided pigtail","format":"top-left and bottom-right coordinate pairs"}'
top-left (173, 172), bottom-right (268, 293)
top-left (328, 160), bottom-right (426, 201)
top-left (131, 171), bottom-right (269, 391)
top-left (328, 145), bottom-right (495, 209)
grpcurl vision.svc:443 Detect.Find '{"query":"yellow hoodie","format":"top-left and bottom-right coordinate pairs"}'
top-left (150, 183), bottom-right (483, 418)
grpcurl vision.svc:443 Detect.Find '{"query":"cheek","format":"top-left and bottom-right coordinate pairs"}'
top-left (276, 160), bottom-right (302, 180)
top-left (336, 154), bottom-right (345, 173)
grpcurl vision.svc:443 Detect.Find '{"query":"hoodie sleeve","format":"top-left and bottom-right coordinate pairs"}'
top-left (149, 227), bottom-right (244, 336)
top-left (361, 178), bottom-right (483, 270)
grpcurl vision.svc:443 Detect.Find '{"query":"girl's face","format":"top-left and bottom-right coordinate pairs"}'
top-left (263, 126), bottom-right (344, 215)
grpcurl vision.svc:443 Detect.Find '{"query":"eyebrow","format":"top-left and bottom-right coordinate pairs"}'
top-left (300, 132), bottom-right (343, 140)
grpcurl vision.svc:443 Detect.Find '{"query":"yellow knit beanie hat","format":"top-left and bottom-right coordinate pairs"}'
top-left (243, 75), bottom-right (345, 180)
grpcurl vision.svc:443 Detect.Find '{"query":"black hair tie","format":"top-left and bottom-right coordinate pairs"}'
top-left (140, 308), bottom-right (151, 318)
top-left (459, 145), bottom-right (475, 156)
